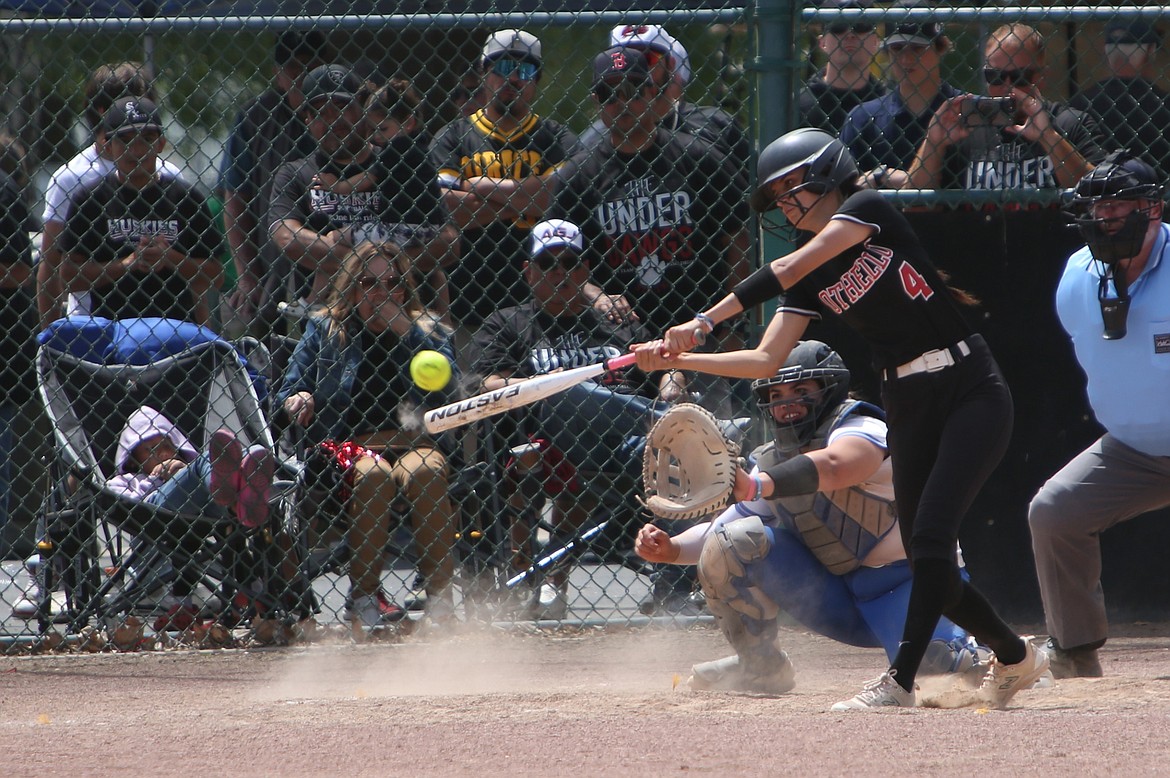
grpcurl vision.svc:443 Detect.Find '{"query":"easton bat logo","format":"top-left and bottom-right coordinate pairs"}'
top-left (427, 384), bottom-right (524, 421)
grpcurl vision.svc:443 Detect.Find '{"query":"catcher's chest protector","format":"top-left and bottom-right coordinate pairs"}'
top-left (753, 402), bottom-right (897, 574)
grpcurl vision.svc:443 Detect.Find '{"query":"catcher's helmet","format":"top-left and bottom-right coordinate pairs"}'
top-left (752, 340), bottom-right (851, 454)
top-left (1069, 151), bottom-right (1165, 265)
top-left (751, 128), bottom-right (859, 213)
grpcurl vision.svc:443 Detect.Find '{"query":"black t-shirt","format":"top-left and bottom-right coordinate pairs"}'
top-left (0, 172), bottom-right (34, 406)
top-left (1070, 77), bottom-right (1170, 179)
top-left (798, 72), bottom-right (887, 137)
top-left (346, 325), bottom-right (417, 435)
top-left (942, 102), bottom-right (1107, 190)
top-left (430, 110), bottom-right (581, 326)
top-left (777, 190), bottom-right (972, 368)
top-left (60, 176), bottom-right (220, 322)
top-left (472, 302), bottom-right (654, 397)
top-left (268, 138), bottom-right (443, 247)
top-left (554, 129), bottom-right (748, 333)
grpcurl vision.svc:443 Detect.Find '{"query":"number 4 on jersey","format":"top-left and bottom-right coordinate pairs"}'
top-left (898, 261), bottom-right (935, 301)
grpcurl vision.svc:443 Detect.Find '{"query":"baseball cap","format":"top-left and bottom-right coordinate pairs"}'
top-left (529, 219), bottom-right (585, 263)
top-left (301, 64), bottom-right (365, 107)
top-left (884, 0), bottom-right (944, 47)
top-left (481, 29), bottom-right (542, 66)
top-left (608, 24), bottom-right (692, 84)
top-left (1104, 20), bottom-right (1162, 46)
top-left (101, 97), bottom-right (163, 136)
top-left (592, 46), bottom-right (653, 88)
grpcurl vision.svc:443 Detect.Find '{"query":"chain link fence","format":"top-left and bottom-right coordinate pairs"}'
top-left (1, 3), bottom-right (1167, 651)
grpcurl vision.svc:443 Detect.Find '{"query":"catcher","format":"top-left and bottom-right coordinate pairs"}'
top-left (638, 342), bottom-right (991, 693)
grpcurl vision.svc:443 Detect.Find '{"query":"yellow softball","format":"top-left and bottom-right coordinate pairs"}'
top-left (410, 350), bottom-right (452, 392)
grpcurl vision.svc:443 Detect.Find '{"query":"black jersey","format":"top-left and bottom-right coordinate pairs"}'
top-left (268, 137), bottom-right (443, 247)
top-left (472, 302), bottom-right (653, 397)
top-left (61, 176), bottom-right (220, 322)
top-left (555, 129), bottom-right (748, 333)
top-left (777, 190), bottom-right (972, 368)
top-left (431, 110), bottom-right (581, 326)
top-left (798, 72), bottom-right (887, 137)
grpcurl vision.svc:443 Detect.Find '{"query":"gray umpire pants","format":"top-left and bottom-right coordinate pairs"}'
top-left (1028, 433), bottom-right (1170, 650)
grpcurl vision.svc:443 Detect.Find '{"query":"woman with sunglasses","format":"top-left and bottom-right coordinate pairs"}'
top-left (906, 23), bottom-right (1106, 191)
top-left (278, 240), bottom-right (459, 631)
top-left (634, 128), bottom-right (1051, 711)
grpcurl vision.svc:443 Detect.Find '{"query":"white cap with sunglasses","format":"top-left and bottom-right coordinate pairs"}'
top-left (482, 29), bottom-right (542, 66)
top-left (530, 219), bottom-right (584, 260)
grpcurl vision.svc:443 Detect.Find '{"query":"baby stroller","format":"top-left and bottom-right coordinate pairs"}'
top-left (32, 316), bottom-right (312, 639)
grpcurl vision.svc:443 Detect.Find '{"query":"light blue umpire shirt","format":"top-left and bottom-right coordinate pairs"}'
top-left (1055, 221), bottom-right (1170, 456)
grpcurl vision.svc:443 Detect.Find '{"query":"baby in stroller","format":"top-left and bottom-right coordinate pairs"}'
top-left (110, 406), bottom-right (275, 529)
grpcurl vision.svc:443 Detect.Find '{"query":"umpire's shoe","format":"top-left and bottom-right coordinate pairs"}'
top-left (1046, 637), bottom-right (1104, 679)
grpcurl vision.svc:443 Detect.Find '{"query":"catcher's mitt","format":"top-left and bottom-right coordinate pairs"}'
top-left (643, 403), bottom-right (737, 522)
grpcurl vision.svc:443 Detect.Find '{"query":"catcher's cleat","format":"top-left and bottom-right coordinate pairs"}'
top-left (688, 652), bottom-right (796, 695)
top-left (831, 671), bottom-right (916, 711)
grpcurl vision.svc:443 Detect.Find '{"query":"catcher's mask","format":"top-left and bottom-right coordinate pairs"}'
top-left (1067, 151), bottom-right (1165, 338)
top-left (752, 128), bottom-right (858, 242)
top-left (751, 340), bottom-right (851, 455)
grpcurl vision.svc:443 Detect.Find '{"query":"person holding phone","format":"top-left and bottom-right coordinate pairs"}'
top-left (905, 24), bottom-right (1106, 191)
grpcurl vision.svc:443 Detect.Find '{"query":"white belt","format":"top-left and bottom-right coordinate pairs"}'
top-left (889, 339), bottom-right (972, 380)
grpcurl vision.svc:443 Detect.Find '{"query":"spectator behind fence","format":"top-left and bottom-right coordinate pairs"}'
top-left (472, 219), bottom-right (672, 619)
top-left (635, 342), bottom-right (989, 694)
top-left (218, 31), bottom-right (331, 337)
top-left (907, 23), bottom-right (1106, 191)
top-left (578, 24), bottom-right (751, 191)
top-left (430, 29), bottom-right (581, 335)
top-left (1070, 20), bottom-right (1170, 181)
top-left (107, 407), bottom-right (275, 631)
top-left (277, 241), bottom-right (459, 630)
top-left (840, 0), bottom-right (956, 187)
top-left (59, 98), bottom-right (222, 326)
top-left (1028, 153), bottom-right (1170, 679)
top-left (0, 134), bottom-right (34, 538)
top-left (268, 65), bottom-right (450, 315)
top-left (365, 78), bottom-right (427, 149)
top-left (37, 62), bottom-right (186, 330)
top-left (798, 0), bottom-right (887, 136)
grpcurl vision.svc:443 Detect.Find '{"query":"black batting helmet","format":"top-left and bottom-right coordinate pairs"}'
top-left (1069, 151), bottom-right (1165, 264)
top-left (751, 128), bottom-right (859, 213)
top-left (751, 340), bottom-right (852, 454)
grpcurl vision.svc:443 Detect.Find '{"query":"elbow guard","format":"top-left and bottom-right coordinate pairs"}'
top-left (732, 264), bottom-right (785, 309)
top-left (760, 453), bottom-right (820, 498)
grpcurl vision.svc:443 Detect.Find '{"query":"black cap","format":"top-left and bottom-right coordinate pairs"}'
top-left (275, 30), bottom-right (331, 67)
top-left (884, 0), bottom-right (943, 47)
top-left (301, 64), bottom-right (365, 107)
top-left (101, 97), bottom-right (163, 136)
top-left (1105, 20), bottom-right (1162, 46)
top-left (592, 46), bottom-right (653, 87)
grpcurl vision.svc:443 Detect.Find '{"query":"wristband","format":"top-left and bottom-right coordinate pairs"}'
top-left (694, 312), bottom-right (715, 333)
top-left (749, 472), bottom-right (764, 502)
top-left (758, 453), bottom-right (820, 497)
top-left (732, 264), bottom-right (785, 309)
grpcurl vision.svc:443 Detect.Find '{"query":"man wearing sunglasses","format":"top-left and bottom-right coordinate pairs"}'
top-left (1070, 20), bottom-right (1170, 181)
top-left (798, 0), bottom-right (886, 135)
top-left (840, 0), bottom-right (959, 187)
top-left (906, 23), bottom-right (1105, 191)
top-left (431, 29), bottom-right (581, 335)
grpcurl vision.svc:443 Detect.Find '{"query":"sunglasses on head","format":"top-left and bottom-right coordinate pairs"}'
top-left (983, 67), bottom-right (1037, 87)
top-left (357, 275), bottom-right (404, 293)
top-left (490, 58), bottom-right (540, 81)
top-left (827, 23), bottom-right (874, 35)
top-left (593, 79), bottom-right (650, 104)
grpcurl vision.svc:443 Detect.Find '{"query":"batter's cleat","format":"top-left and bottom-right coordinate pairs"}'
top-left (978, 637), bottom-right (1051, 708)
top-left (831, 671), bottom-right (916, 711)
top-left (1046, 637), bottom-right (1103, 679)
top-left (688, 652), bottom-right (796, 695)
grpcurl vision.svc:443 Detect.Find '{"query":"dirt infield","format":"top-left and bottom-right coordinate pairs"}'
top-left (4, 622), bottom-right (1170, 776)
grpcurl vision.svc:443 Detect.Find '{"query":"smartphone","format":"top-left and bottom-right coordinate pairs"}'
top-left (962, 96), bottom-right (1016, 127)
